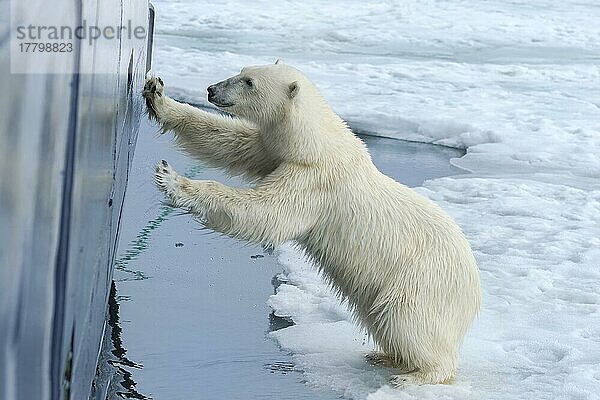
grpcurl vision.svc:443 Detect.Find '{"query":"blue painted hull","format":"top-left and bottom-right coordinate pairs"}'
top-left (0, 1), bottom-right (152, 399)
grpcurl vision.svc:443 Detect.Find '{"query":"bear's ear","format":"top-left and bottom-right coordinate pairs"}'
top-left (275, 58), bottom-right (282, 64)
top-left (288, 81), bottom-right (299, 99)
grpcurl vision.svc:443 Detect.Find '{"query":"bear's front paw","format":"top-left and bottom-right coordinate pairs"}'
top-left (143, 76), bottom-right (165, 121)
top-left (154, 160), bottom-right (182, 207)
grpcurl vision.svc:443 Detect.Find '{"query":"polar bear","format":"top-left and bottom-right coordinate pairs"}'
top-left (142, 62), bottom-right (481, 387)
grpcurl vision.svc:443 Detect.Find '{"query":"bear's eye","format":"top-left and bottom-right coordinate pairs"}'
top-left (244, 78), bottom-right (254, 88)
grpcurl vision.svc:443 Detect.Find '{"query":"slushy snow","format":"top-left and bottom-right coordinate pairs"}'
top-left (150, 1), bottom-right (600, 398)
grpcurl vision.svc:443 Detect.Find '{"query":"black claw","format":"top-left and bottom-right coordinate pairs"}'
top-left (161, 160), bottom-right (168, 167)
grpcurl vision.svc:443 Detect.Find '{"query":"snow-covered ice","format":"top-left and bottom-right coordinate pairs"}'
top-left (150, 1), bottom-right (600, 398)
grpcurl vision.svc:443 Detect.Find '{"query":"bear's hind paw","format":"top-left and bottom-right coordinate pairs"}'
top-left (389, 373), bottom-right (419, 388)
top-left (365, 352), bottom-right (398, 368)
top-left (389, 369), bottom-right (454, 388)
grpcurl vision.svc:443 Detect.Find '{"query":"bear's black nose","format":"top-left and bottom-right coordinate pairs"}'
top-left (207, 85), bottom-right (216, 99)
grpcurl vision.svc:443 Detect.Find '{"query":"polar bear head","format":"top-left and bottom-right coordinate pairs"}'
top-left (207, 61), bottom-right (311, 125)
top-left (206, 61), bottom-right (349, 163)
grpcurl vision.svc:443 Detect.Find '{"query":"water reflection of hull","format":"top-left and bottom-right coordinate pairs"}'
top-left (106, 281), bottom-right (150, 400)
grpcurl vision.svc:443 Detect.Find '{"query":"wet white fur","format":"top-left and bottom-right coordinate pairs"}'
top-left (145, 63), bottom-right (481, 386)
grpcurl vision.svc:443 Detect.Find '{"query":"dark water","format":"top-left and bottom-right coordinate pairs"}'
top-left (106, 117), bottom-right (464, 400)
top-left (358, 133), bottom-right (465, 186)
